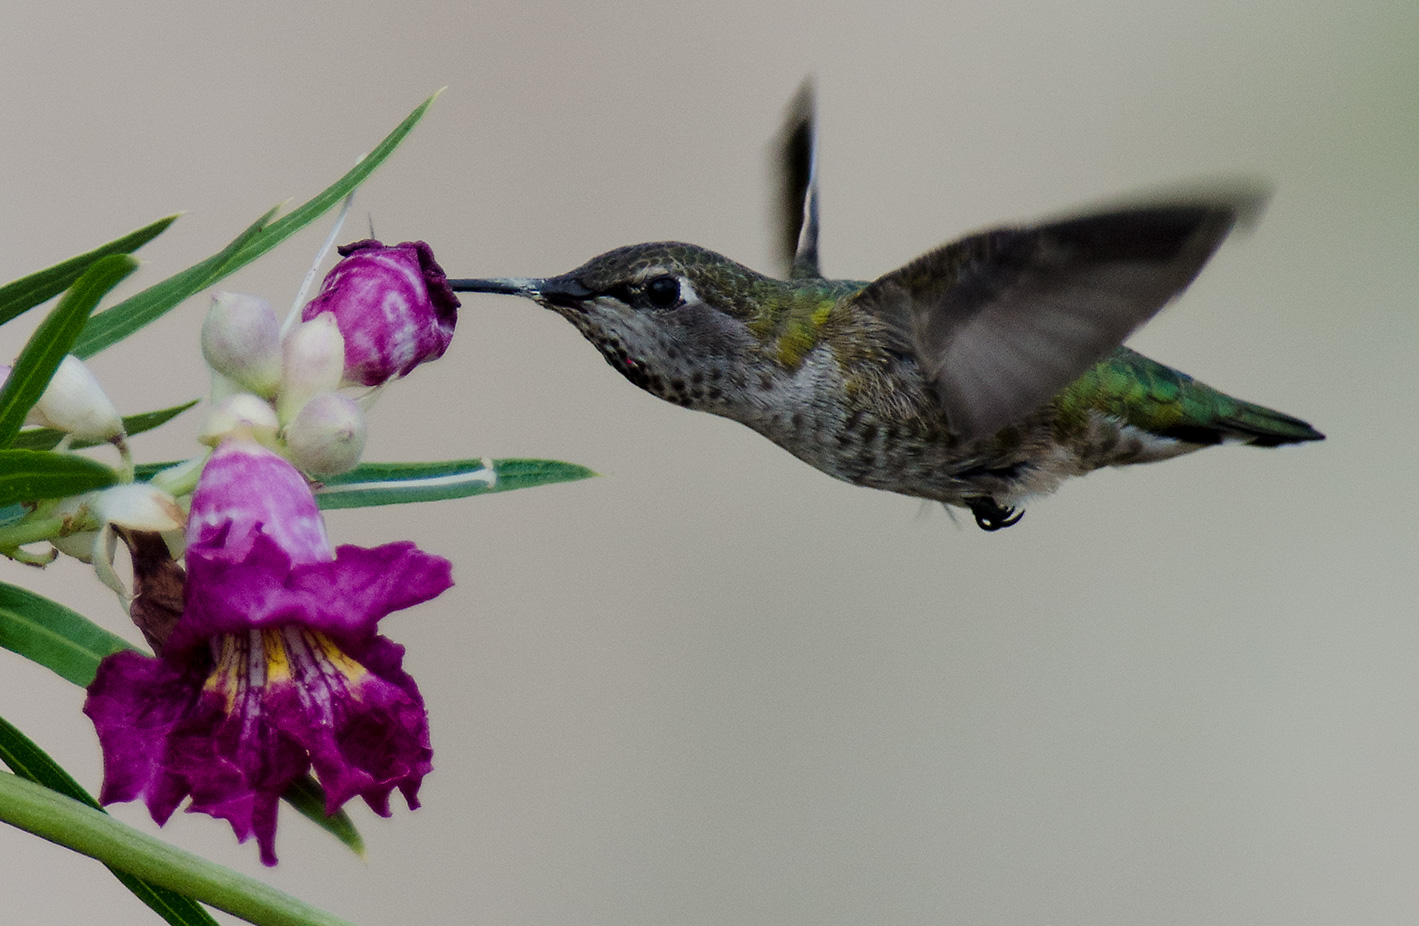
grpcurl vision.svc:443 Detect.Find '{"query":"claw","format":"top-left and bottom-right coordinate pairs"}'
top-left (966, 497), bottom-right (1025, 531)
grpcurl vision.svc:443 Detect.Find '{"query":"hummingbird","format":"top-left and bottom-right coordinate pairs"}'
top-left (451, 85), bottom-right (1323, 530)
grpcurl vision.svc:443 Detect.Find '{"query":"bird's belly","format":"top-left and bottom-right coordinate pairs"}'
top-left (736, 401), bottom-right (1201, 508)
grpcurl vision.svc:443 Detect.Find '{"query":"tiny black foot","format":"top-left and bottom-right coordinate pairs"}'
top-left (966, 496), bottom-right (1025, 532)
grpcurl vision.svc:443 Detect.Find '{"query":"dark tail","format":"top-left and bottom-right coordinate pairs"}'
top-left (1162, 400), bottom-right (1325, 447)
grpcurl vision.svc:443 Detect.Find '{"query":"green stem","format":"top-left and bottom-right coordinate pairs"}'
top-left (0, 771), bottom-right (356, 926)
top-left (0, 515), bottom-right (65, 549)
top-left (113, 434), bottom-right (135, 483)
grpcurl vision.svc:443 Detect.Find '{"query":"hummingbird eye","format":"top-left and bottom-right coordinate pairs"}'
top-left (644, 275), bottom-right (681, 309)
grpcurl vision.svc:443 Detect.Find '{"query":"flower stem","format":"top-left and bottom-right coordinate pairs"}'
top-left (0, 771), bottom-right (357, 926)
top-left (0, 515), bottom-right (65, 550)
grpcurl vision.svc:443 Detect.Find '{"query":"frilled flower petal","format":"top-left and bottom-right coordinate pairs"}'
top-left (85, 626), bottom-right (432, 866)
top-left (169, 534), bottom-right (453, 653)
top-left (83, 650), bottom-right (204, 822)
top-left (300, 239), bottom-right (459, 386)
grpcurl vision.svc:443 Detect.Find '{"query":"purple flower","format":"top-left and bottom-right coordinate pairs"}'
top-left (300, 239), bottom-right (459, 386)
top-left (84, 439), bottom-right (452, 865)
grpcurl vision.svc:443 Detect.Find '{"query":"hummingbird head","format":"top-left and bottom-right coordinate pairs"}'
top-left (451, 242), bottom-right (785, 407)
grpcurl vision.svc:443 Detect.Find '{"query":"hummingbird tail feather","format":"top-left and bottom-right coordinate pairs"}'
top-left (1158, 400), bottom-right (1325, 447)
top-left (1213, 401), bottom-right (1325, 446)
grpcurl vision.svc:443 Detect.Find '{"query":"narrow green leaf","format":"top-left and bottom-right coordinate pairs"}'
top-left (0, 771), bottom-right (356, 926)
top-left (11, 399), bottom-right (199, 451)
top-left (0, 582), bottom-right (136, 686)
top-left (314, 457), bottom-right (598, 510)
top-left (0, 449), bottom-right (118, 507)
top-left (0, 214), bottom-right (177, 328)
top-left (0, 716), bottom-right (220, 926)
top-left (0, 254), bottom-right (139, 447)
top-left (74, 92), bottom-right (440, 358)
top-left (72, 206), bottom-right (279, 359)
top-left (281, 775), bottom-right (365, 857)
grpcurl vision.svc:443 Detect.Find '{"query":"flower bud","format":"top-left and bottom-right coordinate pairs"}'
top-left (30, 355), bottom-right (123, 441)
top-left (301, 239), bottom-right (459, 386)
top-left (285, 391), bottom-right (366, 476)
top-left (201, 293), bottom-right (283, 397)
top-left (51, 530), bottom-right (99, 563)
top-left (198, 393), bottom-right (280, 447)
top-left (93, 483), bottom-right (186, 533)
top-left (277, 315), bottom-right (345, 423)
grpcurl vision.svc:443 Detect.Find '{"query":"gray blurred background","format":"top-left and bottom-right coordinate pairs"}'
top-left (1, 1), bottom-right (1416, 923)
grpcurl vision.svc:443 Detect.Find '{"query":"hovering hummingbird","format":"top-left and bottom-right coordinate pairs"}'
top-left (452, 85), bottom-right (1322, 530)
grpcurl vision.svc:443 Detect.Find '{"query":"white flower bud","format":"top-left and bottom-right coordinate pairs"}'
top-left (51, 530), bottom-right (99, 563)
top-left (198, 393), bottom-right (280, 447)
top-left (201, 292), bottom-right (283, 397)
top-left (48, 484), bottom-right (183, 567)
top-left (285, 391), bottom-right (366, 476)
top-left (277, 315), bottom-right (345, 424)
top-left (93, 483), bottom-right (185, 532)
top-left (30, 355), bottom-right (123, 441)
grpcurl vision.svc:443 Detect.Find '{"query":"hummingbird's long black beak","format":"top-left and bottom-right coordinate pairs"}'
top-left (448, 276), bottom-right (593, 309)
top-left (447, 277), bottom-right (540, 296)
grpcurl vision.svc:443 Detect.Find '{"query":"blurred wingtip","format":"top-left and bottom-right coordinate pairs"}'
top-left (1064, 178), bottom-right (1273, 236)
top-left (772, 77), bottom-right (822, 278)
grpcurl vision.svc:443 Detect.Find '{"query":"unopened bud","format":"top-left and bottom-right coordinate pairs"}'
top-left (198, 393), bottom-right (280, 447)
top-left (93, 483), bottom-right (185, 533)
top-left (301, 239), bottom-right (459, 386)
top-left (285, 391), bottom-right (366, 476)
top-left (277, 315), bottom-right (345, 423)
top-left (30, 355), bottom-right (123, 441)
top-left (51, 530), bottom-right (100, 563)
top-left (201, 293), bottom-right (283, 397)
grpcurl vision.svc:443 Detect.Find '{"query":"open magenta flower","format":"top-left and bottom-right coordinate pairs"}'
top-left (300, 239), bottom-right (459, 386)
top-left (84, 438), bottom-right (452, 865)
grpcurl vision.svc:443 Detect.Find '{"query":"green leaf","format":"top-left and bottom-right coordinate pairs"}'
top-left (11, 399), bottom-right (199, 451)
top-left (0, 771), bottom-right (357, 926)
top-left (0, 214), bottom-right (176, 328)
top-left (280, 775), bottom-right (365, 858)
top-left (0, 449), bottom-right (118, 508)
top-left (0, 254), bottom-right (139, 447)
top-left (72, 206), bottom-right (279, 359)
top-left (0, 582), bottom-right (136, 686)
top-left (73, 91), bottom-right (441, 358)
top-left (131, 456), bottom-right (598, 508)
top-left (0, 716), bottom-right (220, 926)
top-left (314, 457), bottom-right (598, 510)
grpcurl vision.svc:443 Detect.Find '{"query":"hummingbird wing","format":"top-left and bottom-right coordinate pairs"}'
top-left (851, 196), bottom-right (1261, 442)
top-left (774, 80), bottom-right (821, 280)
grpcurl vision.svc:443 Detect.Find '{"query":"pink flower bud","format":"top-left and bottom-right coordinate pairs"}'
top-left (301, 239), bottom-right (459, 386)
